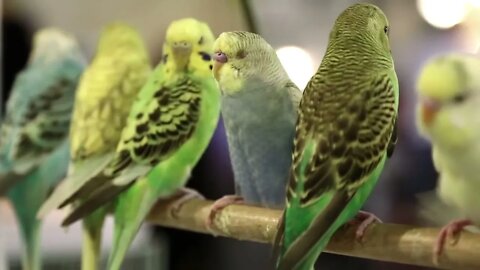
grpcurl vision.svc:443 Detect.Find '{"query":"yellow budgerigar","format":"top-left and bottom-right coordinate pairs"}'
top-left (416, 53), bottom-right (480, 263)
top-left (38, 22), bottom-right (151, 270)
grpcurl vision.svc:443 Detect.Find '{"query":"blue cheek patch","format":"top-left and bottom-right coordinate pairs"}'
top-left (199, 52), bottom-right (211, 61)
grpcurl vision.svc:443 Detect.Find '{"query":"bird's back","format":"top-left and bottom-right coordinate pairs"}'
top-left (0, 51), bottom-right (83, 175)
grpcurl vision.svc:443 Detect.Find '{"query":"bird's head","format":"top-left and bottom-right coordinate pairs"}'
top-left (212, 31), bottom-right (287, 95)
top-left (416, 53), bottom-right (480, 149)
top-left (162, 18), bottom-right (215, 76)
top-left (30, 27), bottom-right (83, 65)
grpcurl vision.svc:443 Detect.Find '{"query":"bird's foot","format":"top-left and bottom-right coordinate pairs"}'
top-left (433, 219), bottom-right (472, 265)
top-left (206, 195), bottom-right (244, 233)
top-left (347, 211), bottom-right (382, 243)
top-left (169, 188), bottom-right (205, 218)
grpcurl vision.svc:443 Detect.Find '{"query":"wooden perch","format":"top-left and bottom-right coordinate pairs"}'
top-left (147, 197), bottom-right (480, 270)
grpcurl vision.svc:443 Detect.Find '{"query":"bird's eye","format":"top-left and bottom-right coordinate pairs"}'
top-left (236, 49), bottom-right (247, 59)
top-left (199, 52), bottom-right (211, 61)
top-left (384, 26), bottom-right (389, 35)
top-left (452, 93), bottom-right (467, 104)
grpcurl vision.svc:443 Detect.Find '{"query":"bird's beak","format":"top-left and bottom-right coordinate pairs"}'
top-left (421, 97), bottom-right (441, 126)
top-left (212, 52), bottom-right (227, 80)
top-left (172, 41), bottom-right (192, 56)
top-left (171, 41), bottom-right (192, 69)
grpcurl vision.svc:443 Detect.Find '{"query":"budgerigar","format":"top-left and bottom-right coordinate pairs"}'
top-left (40, 18), bottom-right (220, 270)
top-left (37, 23), bottom-right (151, 270)
top-left (0, 28), bottom-right (85, 270)
top-left (416, 53), bottom-right (480, 262)
top-left (273, 4), bottom-right (399, 270)
top-left (208, 31), bottom-right (300, 224)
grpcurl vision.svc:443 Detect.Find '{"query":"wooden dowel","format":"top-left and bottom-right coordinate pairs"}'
top-left (147, 197), bottom-right (480, 270)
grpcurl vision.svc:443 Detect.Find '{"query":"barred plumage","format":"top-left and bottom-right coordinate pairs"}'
top-left (61, 18), bottom-right (220, 270)
top-left (107, 77), bottom-right (202, 174)
top-left (276, 4), bottom-right (399, 270)
top-left (69, 24), bottom-right (151, 162)
top-left (0, 27), bottom-right (85, 270)
top-left (287, 4), bottom-right (396, 207)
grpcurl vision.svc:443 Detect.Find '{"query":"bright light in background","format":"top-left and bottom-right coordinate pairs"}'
top-left (467, 0), bottom-right (480, 8)
top-left (417, 0), bottom-right (468, 29)
top-left (276, 46), bottom-right (315, 90)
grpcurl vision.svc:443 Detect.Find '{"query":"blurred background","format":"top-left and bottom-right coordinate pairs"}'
top-left (1, 0), bottom-right (480, 269)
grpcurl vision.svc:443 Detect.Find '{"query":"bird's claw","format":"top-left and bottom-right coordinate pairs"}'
top-left (347, 211), bottom-right (382, 243)
top-left (169, 188), bottom-right (204, 218)
top-left (206, 195), bottom-right (244, 234)
top-left (433, 219), bottom-right (472, 265)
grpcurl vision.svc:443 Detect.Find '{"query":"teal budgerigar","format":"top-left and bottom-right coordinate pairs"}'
top-left (208, 31), bottom-right (300, 224)
top-left (416, 53), bottom-right (480, 263)
top-left (274, 4), bottom-right (399, 270)
top-left (39, 18), bottom-right (221, 270)
top-left (0, 28), bottom-right (85, 270)
top-left (38, 22), bottom-right (151, 270)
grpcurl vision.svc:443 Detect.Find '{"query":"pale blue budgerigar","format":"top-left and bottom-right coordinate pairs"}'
top-left (0, 28), bottom-right (85, 270)
top-left (208, 31), bottom-right (301, 224)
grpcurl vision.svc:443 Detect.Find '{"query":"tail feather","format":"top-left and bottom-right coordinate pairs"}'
top-left (107, 184), bottom-right (156, 270)
top-left (107, 220), bottom-right (143, 270)
top-left (272, 211), bottom-right (285, 267)
top-left (62, 183), bottom-right (132, 226)
top-left (18, 219), bottom-right (41, 270)
top-left (37, 152), bottom-right (114, 218)
top-left (277, 192), bottom-right (349, 270)
top-left (8, 176), bottom-right (43, 270)
top-left (81, 208), bottom-right (107, 270)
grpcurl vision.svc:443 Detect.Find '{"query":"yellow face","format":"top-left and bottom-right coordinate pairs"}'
top-left (415, 55), bottom-right (478, 150)
top-left (211, 32), bottom-right (246, 93)
top-left (417, 60), bottom-right (465, 101)
top-left (212, 32), bottom-right (275, 94)
top-left (417, 57), bottom-right (467, 127)
top-left (162, 18), bottom-right (215, 75)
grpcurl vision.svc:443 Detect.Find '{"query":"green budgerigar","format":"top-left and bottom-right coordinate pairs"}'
top-left (0, 28), bottom-right (85, 270)
top-left (38, 23), bottom-right (151, 270)
top-left (40, 18), bottom-right (220, 270)
top-left (274, 4), bottom-right (399, 270)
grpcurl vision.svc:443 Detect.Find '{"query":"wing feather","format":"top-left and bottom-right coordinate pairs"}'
top-left (275, 72), bottom-right (397, 268)
top-left (61, 75), bottom-right (203, 223)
